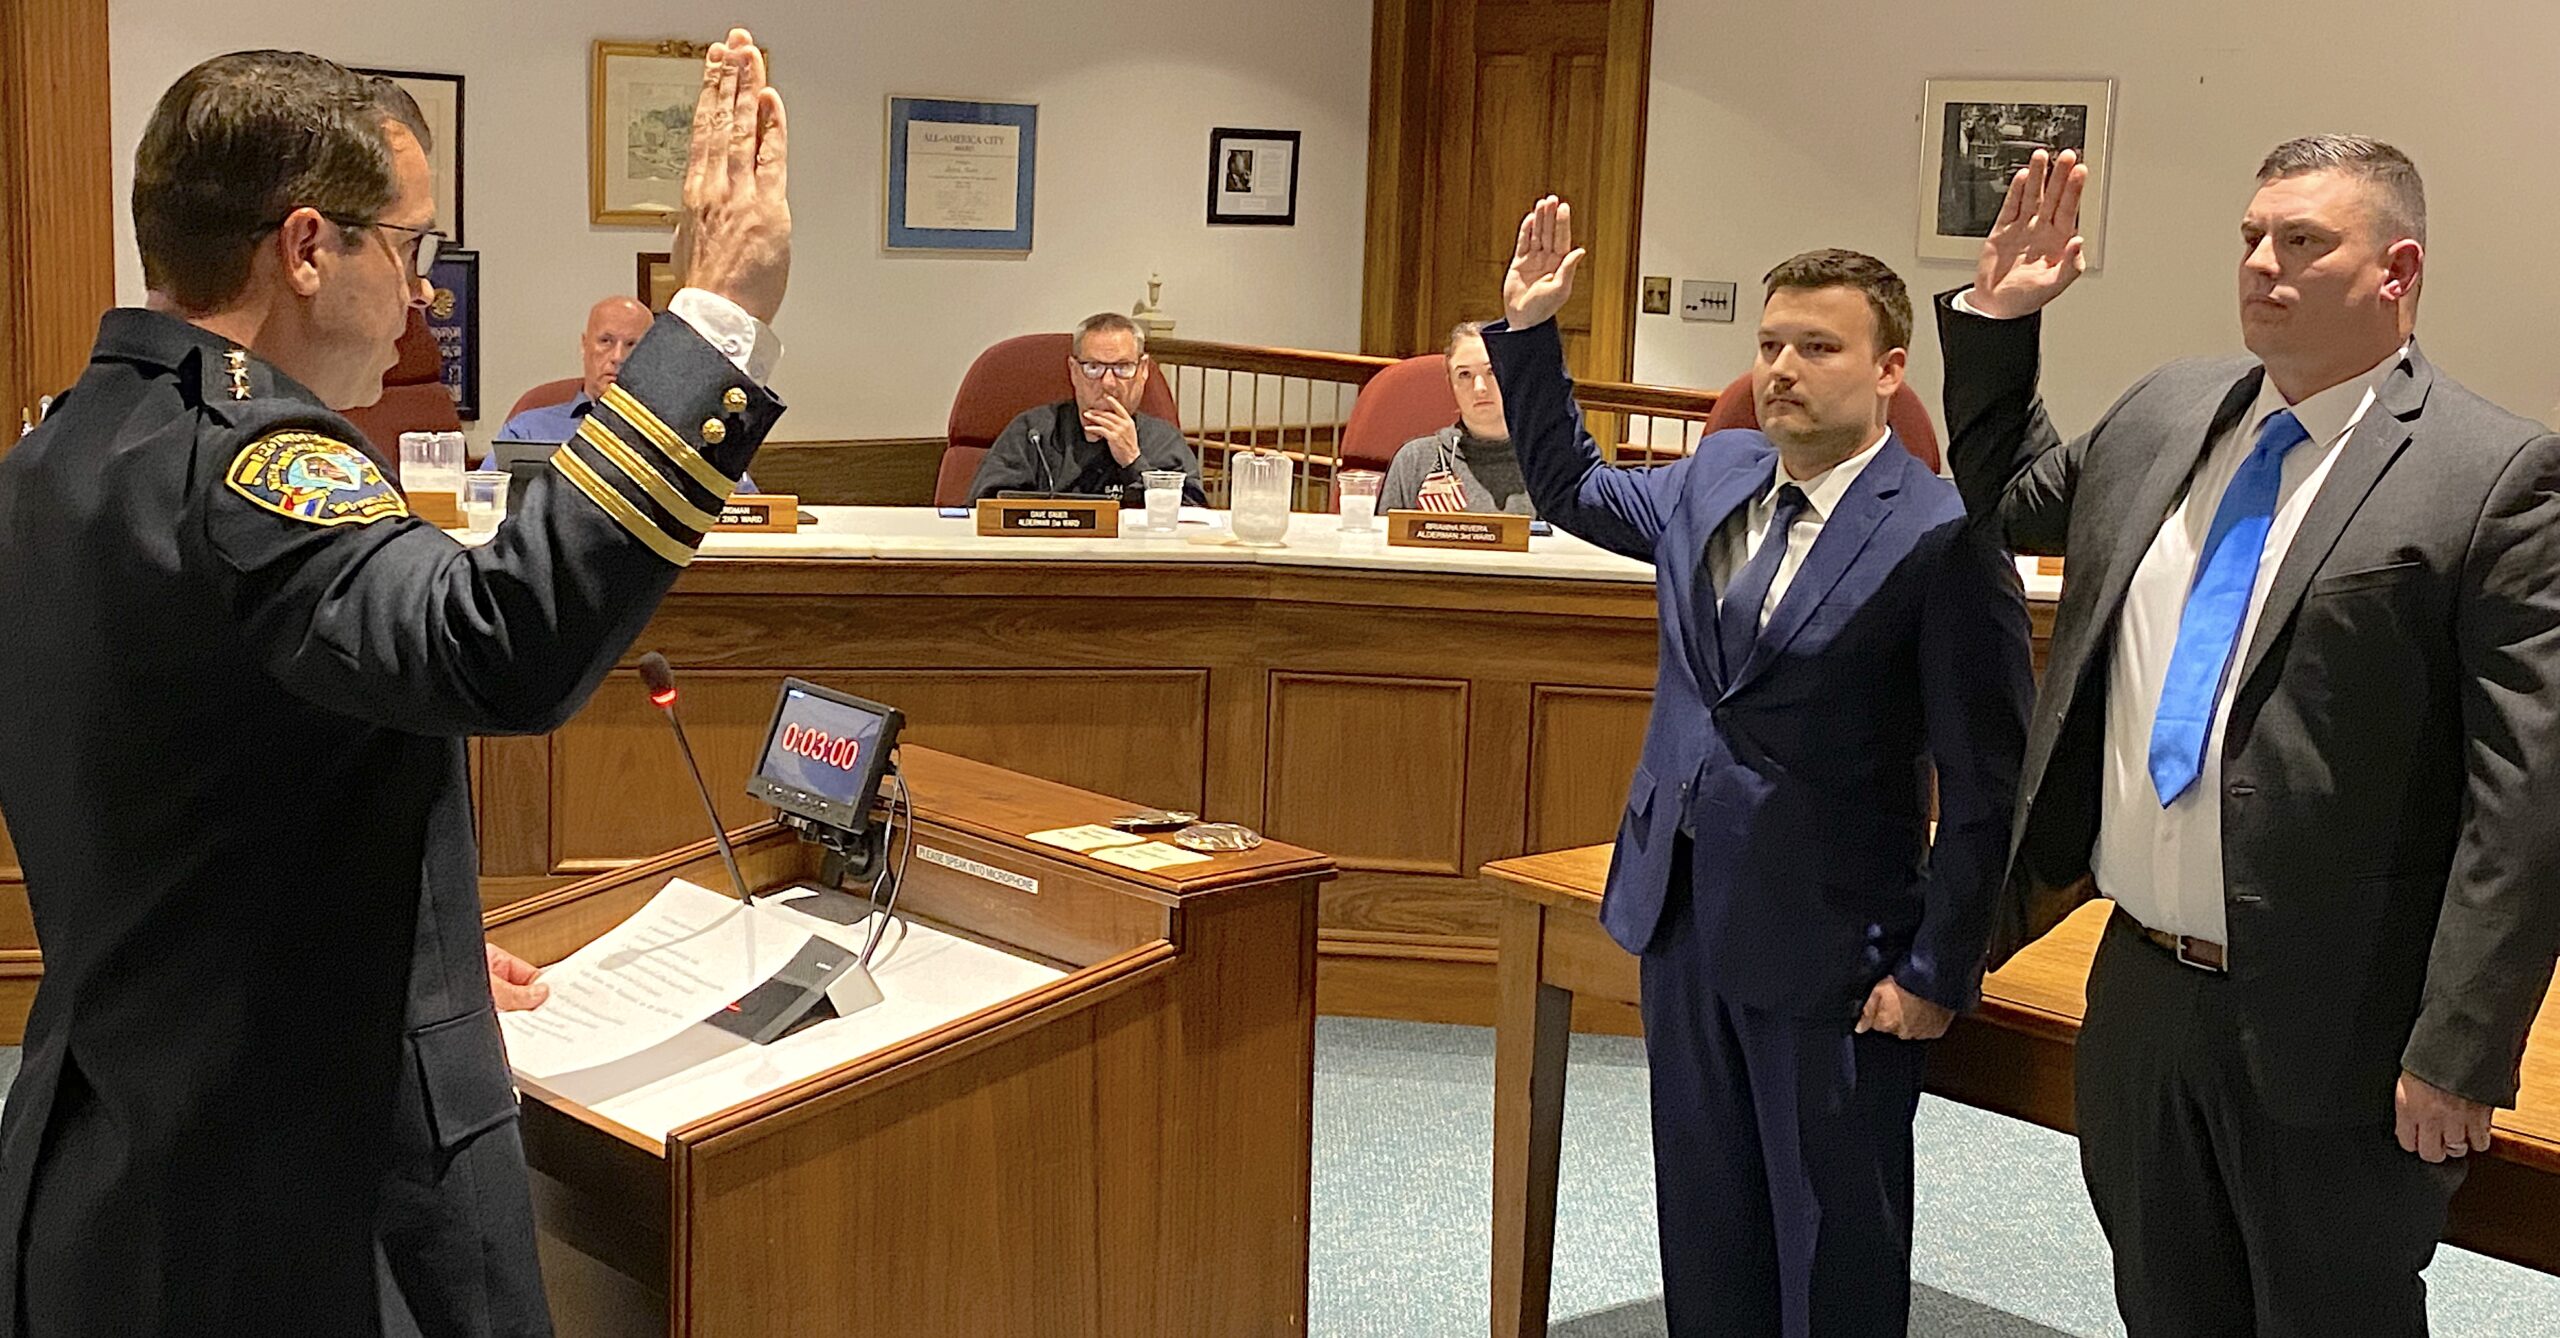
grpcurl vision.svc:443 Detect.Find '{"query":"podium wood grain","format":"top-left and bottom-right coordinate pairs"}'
top-left (501, 747), bottom-right (1330, 1336)
top-left (1478, 845), bottom-right (2560, 1335)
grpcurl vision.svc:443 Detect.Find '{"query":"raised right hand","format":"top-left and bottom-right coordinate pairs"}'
top-left (676, 28), bottom-right (791, 324)
top-left (1968, 149), bottom-right (2086, 321)
top-left (1503, 196), bottom-right (1586, 330)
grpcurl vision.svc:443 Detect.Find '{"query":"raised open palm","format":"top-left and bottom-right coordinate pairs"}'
top-left (1503, 195), bottom-right (1587, 330)
top-left (1971, 149), bottom-right (2087, 320)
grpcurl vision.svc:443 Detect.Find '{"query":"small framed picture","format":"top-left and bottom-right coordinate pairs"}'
top-left (591, 39), bottom-right (713, 227)
top-left (1207, 127), bottom-right (1300, 226)
top-left (636, 251), bottom-right (680, 311)
top-left (1917, 78), bottom-right (2116, 269)
top-left (885, 96), bottom-right (1039, 253)
top-left (425, 248), bottom-right (480, 421)
top-left (354, 68), bottom-right (463, 245)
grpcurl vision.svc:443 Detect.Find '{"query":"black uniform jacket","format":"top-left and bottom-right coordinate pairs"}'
top-left (0, 306), bottom-right (781, 1334)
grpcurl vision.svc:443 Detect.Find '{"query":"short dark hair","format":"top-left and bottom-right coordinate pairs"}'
top-left (2256, 134), bottom-right (2426, 245)
top-left (132, 50), bottom-right (431, 312)
top-left (1761, 249), bottom-right (1911, 356)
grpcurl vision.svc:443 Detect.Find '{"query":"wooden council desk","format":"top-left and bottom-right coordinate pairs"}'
top-left (1482, 844), bottom-right (2560, 1338)
top-left (0, 505), bottom-right (2056, 1037)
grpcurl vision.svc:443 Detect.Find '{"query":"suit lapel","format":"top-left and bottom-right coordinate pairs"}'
top-left (1685, 447), bottom-right (1776, 696)
top-left (2084, 369), bottom-right (2264, 648)
top-left (2230, 346), bottom-right (2431, 692)
top-left (1724, 439), bottom-right (1900, 697)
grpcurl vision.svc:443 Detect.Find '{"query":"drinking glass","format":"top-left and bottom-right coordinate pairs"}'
top-left (1336, 469), bottom-right (1383, 532)
top-left (460, 470), bottom-right (509, 535)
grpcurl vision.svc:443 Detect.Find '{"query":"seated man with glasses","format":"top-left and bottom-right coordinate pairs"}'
top-left (966, 312), bottom-right (1205, 505)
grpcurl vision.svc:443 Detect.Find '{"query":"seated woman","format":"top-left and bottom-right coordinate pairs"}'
top-left (1377, 322), bottom-right (1535, 515)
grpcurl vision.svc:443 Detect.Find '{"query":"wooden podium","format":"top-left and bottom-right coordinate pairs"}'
top-left (484, 747), bottom-right (1334, 1336)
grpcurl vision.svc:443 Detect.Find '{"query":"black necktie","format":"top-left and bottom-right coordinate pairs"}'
top-left (1716, 484), bottom-right (1809, 679)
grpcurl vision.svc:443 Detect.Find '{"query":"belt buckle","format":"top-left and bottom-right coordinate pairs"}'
top-left (2173, 935), bottom-right (2223, 973)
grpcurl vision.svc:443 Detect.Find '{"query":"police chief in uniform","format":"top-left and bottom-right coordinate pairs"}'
top-left (0, 34), bottom-right (791, 1337)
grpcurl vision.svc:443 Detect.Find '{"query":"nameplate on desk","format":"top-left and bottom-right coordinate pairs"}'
top-left (2036, 556), bottom-right (2065, 577)
top-left (410, 490), bottom-right (460, 529)
top-left (975, 497), bottom-right (1120, 537)
top-left (714, 493), bottom-right (801, 531)
top-left (1385, 509), bottom-right (1531, 552)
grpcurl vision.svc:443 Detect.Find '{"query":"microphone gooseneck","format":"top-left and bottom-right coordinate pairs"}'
top-left (639, 651), bottom-right (751, 903)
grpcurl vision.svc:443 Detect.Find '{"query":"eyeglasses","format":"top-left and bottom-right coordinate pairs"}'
top-left (1073, 359), bottom-right (1144, 381)
top-left (321, 214), bottom-right (446, 278)
top-left (258, 211), bottom-right (446, 278)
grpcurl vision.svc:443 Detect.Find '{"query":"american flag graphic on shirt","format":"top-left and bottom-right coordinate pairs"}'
top-left (1416, 469), bottom-right (1468, 512)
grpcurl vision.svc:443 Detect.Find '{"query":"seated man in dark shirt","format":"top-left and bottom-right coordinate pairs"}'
top-left (967, 312), bottom-right (1205, 505)
top-left (1379, 321), bottom-right (1535, 515)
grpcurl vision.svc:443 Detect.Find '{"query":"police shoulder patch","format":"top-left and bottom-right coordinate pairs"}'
top-left (225, 431), bottom-right (410, 527)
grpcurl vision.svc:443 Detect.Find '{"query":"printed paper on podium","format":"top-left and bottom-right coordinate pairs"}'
top-left (498, 879), bottom-right (818, 1081)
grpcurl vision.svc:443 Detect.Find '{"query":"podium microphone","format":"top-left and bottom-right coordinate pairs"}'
top-left (639, 651), bottom-right (752, 903)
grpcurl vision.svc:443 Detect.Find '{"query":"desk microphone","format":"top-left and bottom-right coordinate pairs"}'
top-left (638, 651), bottom-right (752, 903)
top-left (1029, 424), bottom-right (1058, 494)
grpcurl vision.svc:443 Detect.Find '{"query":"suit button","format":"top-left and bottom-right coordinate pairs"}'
top-left (723, 386), bottom-right (749, 413)
top-left (702, 418), bottom-right (727, 445)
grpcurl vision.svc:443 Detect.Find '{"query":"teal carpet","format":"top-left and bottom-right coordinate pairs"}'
top-left (3, 1027), bottom-right (2554, 1335)
top-left (1308, 1016), bottom-right (2560, 1337)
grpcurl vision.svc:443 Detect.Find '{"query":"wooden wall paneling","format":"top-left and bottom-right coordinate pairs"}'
top-left (1202, 662), bottom-right (1272, 833)
top-left (1264, 671), bottom-right (1470, 876)
top-left (1, 0), bottom-right (115, 440)
top-left (1523, 685), bottom-right (1652, 852)
top-left (1359, 0), bottom-right (1440, 356)
top-left (740, 438), bottom-right (946, 506)
top-left (478, 735), bottom-right (555, 881)
top-left (549, 669), bottom-right (1210, 870)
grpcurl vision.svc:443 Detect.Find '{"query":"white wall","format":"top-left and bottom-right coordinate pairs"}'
top-left (110, 0), bottom-right (1372, 444)
top-left (1635, 1), bottom-right (2560, 436)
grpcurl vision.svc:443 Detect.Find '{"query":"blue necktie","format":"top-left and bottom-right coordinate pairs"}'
top-left (1716, 483), bottom-right (1809, 680)
top-left (2147, 408), bottom-right (2313, 804)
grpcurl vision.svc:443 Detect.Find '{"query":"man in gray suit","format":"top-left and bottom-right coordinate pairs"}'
top-left (1936, 137), bottom-right (2560, 1334)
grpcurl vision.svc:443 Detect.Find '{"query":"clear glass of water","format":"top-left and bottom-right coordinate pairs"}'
top-left (1336, 469), bottom-right (1382, 532)
top-left (460, 469), bottom-right (509, 536)
top-left (1141, 469), bottom-right (1186, 535)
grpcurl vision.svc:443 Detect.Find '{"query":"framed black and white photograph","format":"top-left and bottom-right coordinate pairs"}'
top-left (1918, 78), bottom-right (2115, 268)
top-left (1207, 127), bottom-right (1300, 226)
top-left (354, 68), bottom-right (462, 245)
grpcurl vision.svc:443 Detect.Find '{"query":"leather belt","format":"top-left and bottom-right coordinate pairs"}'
top-left (2133, 921), bottom-right (2227, 973)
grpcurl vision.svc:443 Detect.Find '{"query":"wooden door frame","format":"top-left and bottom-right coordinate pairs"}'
top-left (1, 0), bottom-right (116, 445)
top-left (1359, 0), bottom-right (1652, 379)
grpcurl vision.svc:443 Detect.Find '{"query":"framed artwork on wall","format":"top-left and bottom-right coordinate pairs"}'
top-left (1206, 127), bottom-right (1299, 226)
top-left (884, 96), bottom-right (1038, 253)
top-left (354, 68), bottom-right (463, 245)
top-left (592, 39), bottom-right (712, 226)
top-left (1918, 78), bottom-right (2116, 269)
top-left (426, 248), bottom-right (480, 421)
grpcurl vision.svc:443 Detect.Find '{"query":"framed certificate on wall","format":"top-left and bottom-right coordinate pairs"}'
top-left (885, 96), bottom-right (1038, 253)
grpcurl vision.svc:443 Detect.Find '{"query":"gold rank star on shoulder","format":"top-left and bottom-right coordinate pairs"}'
top-left (224, 348), bottom-right (251, 400)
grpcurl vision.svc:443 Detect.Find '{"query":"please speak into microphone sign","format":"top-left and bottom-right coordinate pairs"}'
top-left (778, 723), bottom-right (862, 771)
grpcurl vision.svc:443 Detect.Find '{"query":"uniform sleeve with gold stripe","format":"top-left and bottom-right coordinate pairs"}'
top-left (192, 314), bottom-right (786, 737)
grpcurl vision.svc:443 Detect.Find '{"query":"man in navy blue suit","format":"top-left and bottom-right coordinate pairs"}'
top-left (1484, 197), bottom-right (2033, 1336)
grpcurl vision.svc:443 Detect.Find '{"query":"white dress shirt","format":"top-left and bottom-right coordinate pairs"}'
top-left (1708, 431), bottom-right (1890, 628)
top-left (2092, 345), bottom-right (2407, 948)
top-left (668, 287), bottom-right (784, 385)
